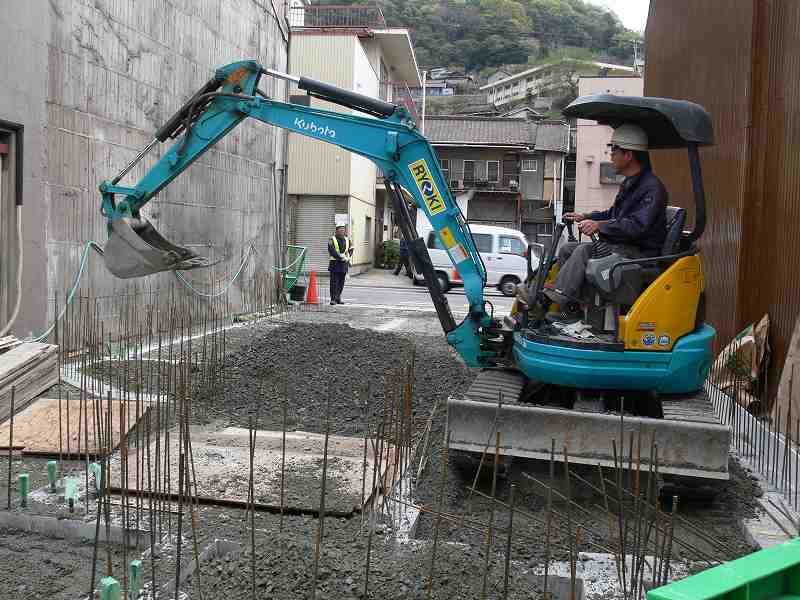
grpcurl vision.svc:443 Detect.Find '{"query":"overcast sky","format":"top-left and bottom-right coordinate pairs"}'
top-left (587, 0), bottom-right (650, 32)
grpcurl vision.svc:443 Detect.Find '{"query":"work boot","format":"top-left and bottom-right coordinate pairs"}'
top-left (330, 300), bottom-right (336, 305)
top-left (336, 299), bottom-right (344, 304)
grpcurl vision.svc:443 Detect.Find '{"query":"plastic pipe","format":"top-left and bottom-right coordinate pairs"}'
top-left (18, 473), bottom-right (28, 507)
top-left (47, 460), bottom-right (57, 492)
top-left (100, 577), bottom-right (121, 600)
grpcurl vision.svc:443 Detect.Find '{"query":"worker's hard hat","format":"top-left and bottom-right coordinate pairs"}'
top-left (608, 124), bottom-right (648, 151)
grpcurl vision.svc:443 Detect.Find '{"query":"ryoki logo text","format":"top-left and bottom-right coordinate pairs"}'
top-left (293, 118), bottom-right (336, 138)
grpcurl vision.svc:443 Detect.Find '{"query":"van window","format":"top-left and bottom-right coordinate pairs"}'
top-left (499, 236), bottom-right (526, 256)
top-left (427, 231), bottom-right (444, 249)
top-left (472, 233), bottom-right (493, 253)
top-left (429, 231), bottom-right (493, 253)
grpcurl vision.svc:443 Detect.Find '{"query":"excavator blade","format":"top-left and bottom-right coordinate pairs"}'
top-left (104, 216), bottom-right (214, 279)
top-left (448, 369), bottom-right (731, 480)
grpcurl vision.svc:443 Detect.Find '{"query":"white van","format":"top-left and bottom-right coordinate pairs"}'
top-left (412, 224), bottom-right (537, 296)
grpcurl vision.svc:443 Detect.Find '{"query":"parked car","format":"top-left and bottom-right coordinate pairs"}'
top-left (412, 224), bottom-right (538, 296)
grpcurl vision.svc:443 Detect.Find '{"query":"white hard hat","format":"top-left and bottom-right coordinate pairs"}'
top-left (609, 124), bottom-right (648, 151)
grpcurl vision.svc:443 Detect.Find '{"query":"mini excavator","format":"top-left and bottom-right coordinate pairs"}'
top-left (100, 61), bottom-right (729, 480)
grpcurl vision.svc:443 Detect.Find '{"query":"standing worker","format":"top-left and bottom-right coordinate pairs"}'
top-left (328, 224), bottom-right (353, 305)
top-left (394, 237), bottom-right (412, 278)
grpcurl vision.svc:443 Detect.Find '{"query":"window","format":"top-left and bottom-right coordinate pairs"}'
top-left (487, 161), bottom-right (499, 183)
top-left (463, 160), bottom-right (475, 184)
top-left (0, 122), bottom-right (22, 330)
top-left (499, 236), bottom-right (526, 257)
top-left (364, 216), bottom-right (372, 243)
top-left (472, 233), bottom-right (493, 253)
top-left (427, 231), bottom-right (444, 249)
top-left (440, 158), bottom-right (450, 181)
top-left (522, 159), bottom-right (537, 172)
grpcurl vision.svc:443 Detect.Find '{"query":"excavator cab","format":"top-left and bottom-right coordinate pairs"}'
top-left (516, 94), bottom-right (716, 394)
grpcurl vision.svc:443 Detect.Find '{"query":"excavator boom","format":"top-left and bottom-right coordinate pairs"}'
top-left (99, 60), bottom-right (496, 366)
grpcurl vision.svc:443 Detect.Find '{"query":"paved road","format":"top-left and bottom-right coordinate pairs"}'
top-left (340, 280), bottom-right (516, 316)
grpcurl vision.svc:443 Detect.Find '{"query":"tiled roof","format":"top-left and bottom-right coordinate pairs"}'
top-left (425, 116), bottom-right (535, 146)
top-left (425, 116), bottom-right (569, 152)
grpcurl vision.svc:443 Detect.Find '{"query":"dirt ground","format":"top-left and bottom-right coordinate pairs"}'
top-left (0, 310), bottom-right (764, 599)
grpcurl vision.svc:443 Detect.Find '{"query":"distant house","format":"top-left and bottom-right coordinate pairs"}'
top-left (481, 60), bottom-right (637, 107)
top-left (487, 69), bottom-right (512, 85)
top-left (424, 116), bottom-right (570, 242)
top-left (501, 106), bottom-right (545, 121)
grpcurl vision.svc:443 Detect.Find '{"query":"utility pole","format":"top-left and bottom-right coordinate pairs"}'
top-left (421, 70), bottom-right (428, 135)
top-left (632, 39), bottom-right (639, 74)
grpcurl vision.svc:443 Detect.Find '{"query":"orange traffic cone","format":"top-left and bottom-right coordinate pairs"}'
top-left (305, 270), bottom-right (319, 305)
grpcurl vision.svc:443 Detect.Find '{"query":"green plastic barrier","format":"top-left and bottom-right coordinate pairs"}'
top-left (274, 245), bottom-right (307, 293)
top-left (647, 538), bottom-right (800, 600)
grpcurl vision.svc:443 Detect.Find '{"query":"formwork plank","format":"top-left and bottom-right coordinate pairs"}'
top-left (0, 398), bottom-right (149, 456)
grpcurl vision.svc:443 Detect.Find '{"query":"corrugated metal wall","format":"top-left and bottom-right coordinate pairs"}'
top-left (287, 34), bottom-right (355, 196)
top-left (45, 0), bottom-right (288, 329)
top-left (646, 0), bottom-right (800, 396)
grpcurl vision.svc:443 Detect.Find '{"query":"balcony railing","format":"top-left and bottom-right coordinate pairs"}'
top-left (387, 81), bottom-right (421, 123)
top-left (289, 4), bottom-right (387, 29)
top-left (443, 170), bottom-right (522, 192)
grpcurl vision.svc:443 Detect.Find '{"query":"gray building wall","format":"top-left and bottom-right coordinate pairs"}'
top-left (0, 0), bottom-right (288, 337)
top-left (0, 2), bottom-right (49, 337)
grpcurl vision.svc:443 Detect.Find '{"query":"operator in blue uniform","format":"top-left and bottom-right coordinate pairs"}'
top-left (545, 123), bottom-right (668, 318)
top-left (328, 224), bottom-right (354, 305)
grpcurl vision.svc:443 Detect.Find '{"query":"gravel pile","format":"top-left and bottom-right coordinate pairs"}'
top-left (195, 322), bottom-right (474, 437)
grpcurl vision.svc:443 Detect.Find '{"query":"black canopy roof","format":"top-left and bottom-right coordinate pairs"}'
top-left (563, 95), bottom-right (714, 149)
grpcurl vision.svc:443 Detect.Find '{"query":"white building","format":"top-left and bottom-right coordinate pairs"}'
top-left (287, 4), bottom-right (421, 273)
top-left (481, 60), bottom-right (636, 107)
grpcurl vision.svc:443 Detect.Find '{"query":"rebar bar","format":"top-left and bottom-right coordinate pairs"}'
top-left (480, 431), bottom-right (501, 600)
top-left (7, 386), bottom-right (14, 509)
top-left (427, 429), bottom-right (451, 600)
top-left (311, 397), bottom-right (331, 600)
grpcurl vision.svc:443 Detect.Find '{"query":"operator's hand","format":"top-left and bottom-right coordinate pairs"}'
top-left (563, 212), bottom-right (585, 222)
top-left (578, 219), bottom-right (600, 236)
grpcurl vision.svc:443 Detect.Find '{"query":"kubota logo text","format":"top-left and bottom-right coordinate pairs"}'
top-left (293, 118), bottom-right (336, 138)
top-left (409, 159), bottom-right (446, 216)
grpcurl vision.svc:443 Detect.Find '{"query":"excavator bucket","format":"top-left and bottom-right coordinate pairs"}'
top-left (104, 216), bottom-right (214, 279)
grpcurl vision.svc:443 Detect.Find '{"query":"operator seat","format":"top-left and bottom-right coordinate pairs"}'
top-left (639, 206), bottom-right (687, 284)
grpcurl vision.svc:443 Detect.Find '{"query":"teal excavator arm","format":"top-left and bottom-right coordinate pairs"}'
top-left (99, 60), bottom-right (497, 366)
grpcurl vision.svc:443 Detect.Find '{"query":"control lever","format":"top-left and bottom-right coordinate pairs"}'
top-left (565, 219), bottom-right (577, 242)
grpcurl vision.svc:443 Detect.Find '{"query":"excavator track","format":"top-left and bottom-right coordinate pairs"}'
top-left (448, 369), bottom-right (730, 480)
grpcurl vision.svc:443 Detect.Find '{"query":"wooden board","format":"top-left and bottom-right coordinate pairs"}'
top-left (110, 428), bottom-right (397, 515)
top-left (0, 398), bottom-right (149, 456)
top-left (0, 343), bottom-right (59, 422)
top-left (0, 336), bottom-right (19, 354)
top-left (774, 315), bottom-right (800, 434)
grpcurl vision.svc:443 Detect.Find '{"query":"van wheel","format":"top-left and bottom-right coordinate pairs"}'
top-left (435, 272), bottom-right (450, 293)
top-left (499, 275), bottom-right (520, 297)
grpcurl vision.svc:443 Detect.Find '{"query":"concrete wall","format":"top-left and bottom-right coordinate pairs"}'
top-left (0, 0), bottom-right (289, 337)
top-left (574, 77), bottom-right (643, 216)
top-left (0, 1), bottom-right (49, 337)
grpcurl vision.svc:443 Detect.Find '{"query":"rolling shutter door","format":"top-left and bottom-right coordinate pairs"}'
top-left (295, 197), bottom-right (337, 272)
